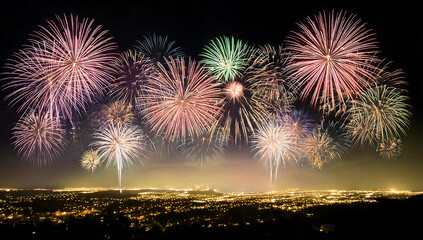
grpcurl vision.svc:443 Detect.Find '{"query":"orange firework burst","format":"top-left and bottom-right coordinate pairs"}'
top-left (99, 100), bottom-right (135, 126)
top-left (225, 81), bottom-right (245, 100)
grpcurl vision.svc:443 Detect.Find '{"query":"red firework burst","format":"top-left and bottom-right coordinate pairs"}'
top-left (3, 14), bottom-right (117, 120)
top-left (285, 10), bottom-right (379, 110)
top-left (143, 57), bottom-right (222, 141)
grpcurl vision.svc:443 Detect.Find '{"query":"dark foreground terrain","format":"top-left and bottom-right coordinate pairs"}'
top-left (0, 189), bottom-right (422, 239)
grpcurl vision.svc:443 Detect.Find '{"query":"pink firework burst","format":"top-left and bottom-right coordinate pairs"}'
top-left (285, 10), bottom-right (379, 110)
top-left (143, 57), bottom-right (222, 141)
top-left (12, 110), bottom-right (67, 165)
top-left (3, 14), bottom-right (117, 120)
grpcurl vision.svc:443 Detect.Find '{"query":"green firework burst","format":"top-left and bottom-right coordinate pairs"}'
top-left (200, 36), bottom-right (251, 82)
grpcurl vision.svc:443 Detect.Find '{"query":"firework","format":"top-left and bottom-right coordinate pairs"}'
top-left (303, 127), bottom-right (335, 169)
top-left (111, 50), bottom-right (156, 109)
top-left (285, 10), bottom-right (379, 110)
top-left (135, 34), bottom-right (184, 63)
top-left (345, 114), bottom-right (372, 147)
top-left (370, 61), bottom-right (407, 88)
top-left (248, 45), bottom-right (296, 113)
top-left (146, 133), bottom-right (179, 161)
top-left (3, 14), bottom-right (116, 120)
top-left (252, 118), bottom-right (298, 182)
top-left (323, 121), bottom-right (351, 155)
top-left (200, 36), bottom-right (251, 82)
top-left (225, 81), bottom-right (245, 99)
top-left (81, 149), bottom-right (100, 172)
top-left (91, 123), bottom-right (145, 193)
top-left (303, 121), bottom-right (349, 169)
top-left (181, 127), bottom-right (227, 166)
top-left (346, 85), bottom-right (411, 146)
top-left (143, 57), bottom-right (222, 141)
top-left (377, 139), bottom-right (402, 159)
top-left (218, 77), bottom-right (270, 144)
top-left (280, 109), bottom-right (314, 142)
top-left (98, 100), bottom-right (134, 126)
top-left (69, 119), bottom-right (93, 155)
top-left (12, 111), bottom-right (66, 165)
top-left (3, 43), bottom-right (74, 119)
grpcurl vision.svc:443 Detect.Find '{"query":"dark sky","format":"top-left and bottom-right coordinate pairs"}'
top-left (0, 0), bottom-right (422, 191)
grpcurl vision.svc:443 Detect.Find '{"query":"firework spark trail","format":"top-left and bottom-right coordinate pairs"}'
top-left (303, 126), bottom-right (336, 169)
top-left (323, 120), bottom-right (351, 155)
top-left (280, 109), bottom-right (314, 143)
top-left (377, 139), bottom-right (402, 159)
top-left (285, 10), bottom-right (379, 111)
top-left (3, 14), bottom-right (117, 121)
top-left (135, 34), bottom-right (184, 63)
top-left (111, 50), bottom-right (156, 109)
top-left (252, 118), bottom-right (298, 183)
top-left (218, 79), bottom-right (270, 144)
top-left (303, 121), bottom-right (350, 169)
top-left (146, 133), bottom-right (179, 161)
top-left (209, 43), bottom-right (273, 144)
top-left (346, 85), bottom-right (411, 147)
top-left (201, 36), bottom-right (252, 82)
top-left (3, 43), bottom-right (75, 119)
top-left (81, 149), bottom-right (100, 172)
top-left (92, 123), bottom-right (145, 193)
top-left (98, 100), bottom-right (135, 126)
top-left (181, 127), bottom-right (227, 166)
top-left (248, 44), bottom-right (296, 113)
top-left (369, 61), bottom-right (407, 88)
top-left (143, 57), bottom-right (222, 142)
top-left (12, 110), bottom-right (66, 165)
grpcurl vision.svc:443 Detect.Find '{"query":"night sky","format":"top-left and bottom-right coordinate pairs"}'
top-left (0, 0), bottom-right (422, 191)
